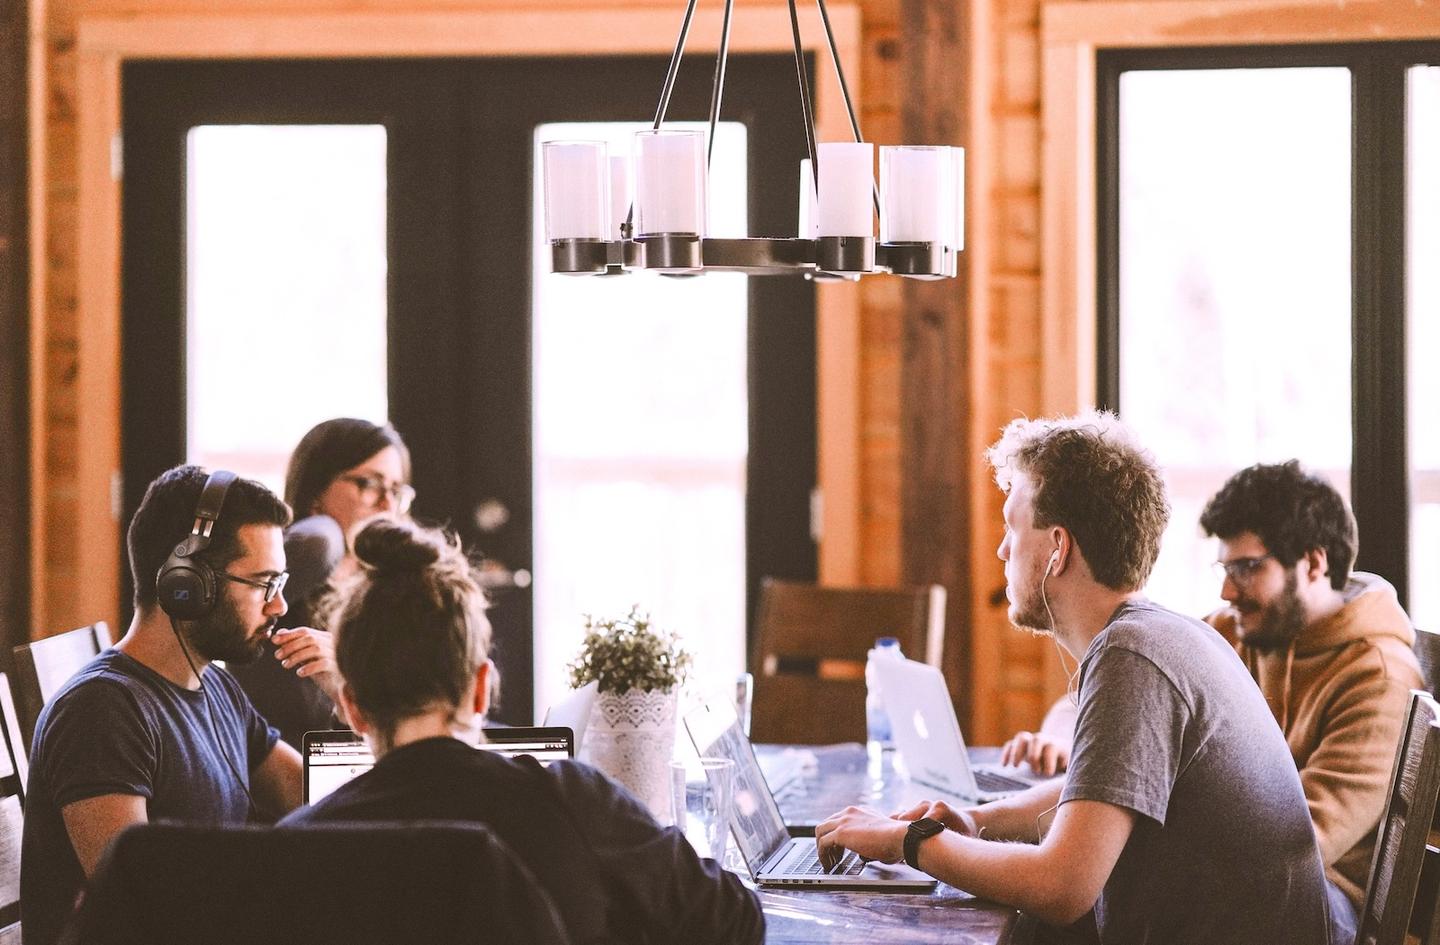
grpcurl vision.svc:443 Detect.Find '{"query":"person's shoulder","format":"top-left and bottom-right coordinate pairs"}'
top-left (286, 515), bottom-right (346, 561)
top-left (47, 651), bottom-right (152, 712)
top-left (544, 759), bottom-right (644, 810)
top-left (1097, 599), bottom-right (1212, 651)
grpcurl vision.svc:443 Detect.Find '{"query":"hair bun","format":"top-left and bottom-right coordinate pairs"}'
top-left (353, 518), bottom-right (442, 574)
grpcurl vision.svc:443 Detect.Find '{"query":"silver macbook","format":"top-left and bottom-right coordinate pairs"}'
top-left (684, 698), bottom-right (935, 891)
top-left (873, 657), bottom-right (1037, 803)
top-left (542, 681), bottom-right (598, 752)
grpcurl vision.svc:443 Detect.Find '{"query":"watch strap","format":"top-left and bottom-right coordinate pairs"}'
top-left (903, 817), bottom-right (945, 870)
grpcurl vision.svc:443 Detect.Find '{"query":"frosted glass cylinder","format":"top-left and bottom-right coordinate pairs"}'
top-left (797, 159), bottom-right (819, 239)
top-left (880, 145), bottom-right (951, 243)
top-left (949, 147), bottom-right (967, 251)
top-left (609, 155), bottom-right (632, 240)
top-left (816, 142), bottom-right (875, 238)
top-left (543, 141), bottom-right (609, 241)
top-left (634, 130), bottom-right (707, 237)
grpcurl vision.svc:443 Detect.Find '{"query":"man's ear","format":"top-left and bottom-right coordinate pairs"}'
top-left (337, 683), bottom-right (368, 736)
top-left (1303, 547), bottom-right (1330, 584)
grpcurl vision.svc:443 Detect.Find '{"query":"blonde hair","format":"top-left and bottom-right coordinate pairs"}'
top-left (987, 410), bottom-right (1169, 592)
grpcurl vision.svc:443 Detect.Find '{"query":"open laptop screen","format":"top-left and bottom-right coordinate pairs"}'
top-left (302, 726), bottom-right (575, 804)
top-left (683, 699), bottom-right (791, 877)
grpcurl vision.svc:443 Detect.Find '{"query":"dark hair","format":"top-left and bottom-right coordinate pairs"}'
top-left (284, 419), bottom-right (412, 520)
top-left (318, 518), bottom-right (491, 742)
top-left (128, 465), bottom-right (292, 608)
top-left (1200, 460), bottom-right (1356, 590)
top-left (987, 411), bottom-right (1170, 592)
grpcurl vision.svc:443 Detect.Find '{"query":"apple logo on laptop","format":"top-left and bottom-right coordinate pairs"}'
top-left (913, 709), bottom-right (930, 741)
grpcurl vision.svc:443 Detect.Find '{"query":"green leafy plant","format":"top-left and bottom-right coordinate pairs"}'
top-left (567, 607), bottom-right (692, 695)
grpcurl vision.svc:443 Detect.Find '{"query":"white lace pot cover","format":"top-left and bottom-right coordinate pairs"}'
top-left (580, 688), bottom-right (678, 822)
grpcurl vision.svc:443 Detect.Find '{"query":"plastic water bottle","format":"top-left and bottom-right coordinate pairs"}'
top-left (865, 636), bottom-right (904, 751)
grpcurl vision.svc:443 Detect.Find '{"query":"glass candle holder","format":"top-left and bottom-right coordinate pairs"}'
top-left (816, 141), bottom-right (875, 239)
top-left (542, 140), bottom-right (610, 242)
top-left (880, 145), bottom-right (952, 244)
top-left (633, 130), bottom-right (707, 238)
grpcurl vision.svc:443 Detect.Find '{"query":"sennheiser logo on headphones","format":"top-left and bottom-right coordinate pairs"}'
top-left (173, 590), bottom-right (190, 600)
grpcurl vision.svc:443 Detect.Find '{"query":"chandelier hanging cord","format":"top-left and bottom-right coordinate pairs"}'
top-left (706, 0), bottom-right (736, 166)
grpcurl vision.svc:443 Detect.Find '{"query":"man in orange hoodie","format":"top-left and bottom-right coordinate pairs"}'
top-left (1002, 460), bottom-right (1422, 939)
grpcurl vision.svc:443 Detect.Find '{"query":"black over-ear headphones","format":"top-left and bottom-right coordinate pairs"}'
top-left (156, 470), bottom-right (237, 620)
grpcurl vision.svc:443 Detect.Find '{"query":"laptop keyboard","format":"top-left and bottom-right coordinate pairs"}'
top-left (788, 846), bottom-right (867, 877)
top-left (974, 768), bottom-right (1032, 793)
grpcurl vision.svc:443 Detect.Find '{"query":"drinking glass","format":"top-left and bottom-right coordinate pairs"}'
top-left (670, 757), bottom-right (736, 862)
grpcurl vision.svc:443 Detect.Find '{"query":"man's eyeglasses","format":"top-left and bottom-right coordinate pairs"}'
top-left (218, 570), bottom-right (289, 603)
top-left (1212, 554), bottom-right (1276, 586)
top-left (339, 474), bottom-right (416, 514)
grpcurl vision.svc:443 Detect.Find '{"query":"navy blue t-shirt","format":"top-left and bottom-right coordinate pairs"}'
top-left (20, 649), bottom-right (279, 945)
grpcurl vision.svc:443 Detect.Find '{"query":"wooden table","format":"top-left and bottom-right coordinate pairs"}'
top-left (754, 744), bottom-right (1025, 945)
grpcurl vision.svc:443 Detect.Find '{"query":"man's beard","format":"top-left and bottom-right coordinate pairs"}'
top-left (1009, 566), bottom-right (1055, 637)
top-left (1237, 571), bottom-right (1308, 651)
top-left (187, 597), bottom-right (272, 664)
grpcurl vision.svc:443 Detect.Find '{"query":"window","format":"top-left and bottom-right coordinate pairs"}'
top-left (1100, 44), bottom-right (1440, 617)
top-left (530, 121), bottom-right (750, 718)
top-left (185, 125), bottom-right (389, 493)
top-left (1409, 65), bottom-right (1440, 630)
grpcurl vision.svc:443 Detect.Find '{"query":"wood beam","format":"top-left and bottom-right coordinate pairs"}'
top-left (898, 0), bottom-right (977, 727)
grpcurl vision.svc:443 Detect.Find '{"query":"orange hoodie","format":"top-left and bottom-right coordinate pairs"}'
top-left (1208, 573), bottom-right (1423, 908)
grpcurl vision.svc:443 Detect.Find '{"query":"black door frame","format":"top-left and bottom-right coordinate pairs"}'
top-left (121, 55), bottom-right (817, 719)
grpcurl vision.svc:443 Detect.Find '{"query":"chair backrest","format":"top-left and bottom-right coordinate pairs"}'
top-left (1356, 690), bottom-right (1440, 945)
top-left (0, 676), bottom-right (26, 808)
top-left (1414, 628), bottom-right (1440, 699)
top-left (61, 821), bottom-right (571, 945)
top-left (0, 677), bottom-right (24, 943)
top-left (11, 622), bottom-right (112, 753)
top-left (749, 578), bottom-right (945, 744)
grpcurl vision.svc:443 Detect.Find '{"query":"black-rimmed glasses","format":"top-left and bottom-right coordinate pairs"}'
top-left (1212, 554), bottom-right (1276, 587)
top-left (339, 474), bottom-right (416, 514)
top-left (218, 570), bottom-right (289, 603)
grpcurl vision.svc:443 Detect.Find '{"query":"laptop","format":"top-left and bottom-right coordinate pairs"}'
top-left (684, 698), bottom-right (936, 890)
top-left (873, 657), bottom-right (1037, 803)
top-left (301, 726), bottom-right (575, 804)
top-left (541, 681), bottom-right (598, 752)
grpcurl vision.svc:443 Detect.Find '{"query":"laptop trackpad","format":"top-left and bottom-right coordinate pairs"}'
top-left (859, 860), bottom-right (937, 886)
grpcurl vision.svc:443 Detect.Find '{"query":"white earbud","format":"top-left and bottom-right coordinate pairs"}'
top-left (1046, 548), bottom-right (1060, 576)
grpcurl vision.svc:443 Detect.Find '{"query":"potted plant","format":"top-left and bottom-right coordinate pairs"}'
top-left (568, 607), bottom-right (691, 819)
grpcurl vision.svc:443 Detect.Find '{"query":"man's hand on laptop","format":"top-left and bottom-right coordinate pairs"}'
top-left (815, 806), bottom-right (909, 872)
top-left (999, 730), bottom-right (1071, 777)
top-left (893, 799), bottom-right (978, 837)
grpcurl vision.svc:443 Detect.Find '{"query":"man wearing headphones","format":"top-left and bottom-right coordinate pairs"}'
top-left (20, 465), bottom-right (338, 945)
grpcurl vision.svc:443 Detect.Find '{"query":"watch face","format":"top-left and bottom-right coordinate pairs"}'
top-left (912, 817), bottom-right (945, 837)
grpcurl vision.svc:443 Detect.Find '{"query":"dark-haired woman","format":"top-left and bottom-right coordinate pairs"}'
top-left (232, 418), bottom-right (414, 749)
top-left (278, 518), bottom-right (764, 945)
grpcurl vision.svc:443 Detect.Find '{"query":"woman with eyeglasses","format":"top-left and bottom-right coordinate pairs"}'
top-left (231, 417), bottom-right (414, 749)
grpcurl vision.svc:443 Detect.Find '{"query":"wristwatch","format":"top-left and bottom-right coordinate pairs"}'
top-left (903, 817), bottom-right (946, 870)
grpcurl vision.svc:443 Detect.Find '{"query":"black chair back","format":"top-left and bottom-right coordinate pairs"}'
top-left (1356, 690), bottom-right (1440, 945)
top-left (11, 622), bottom-right (112, 752)
top-left (0, 676), bottom-right (23, 942)
top-left (1414, 628), bottom-right (1440, 699)
top-left (61, 821), bottom-right (571, 945)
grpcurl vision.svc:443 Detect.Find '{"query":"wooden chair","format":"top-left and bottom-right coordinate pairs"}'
top-left (749, 579), bottom-right (945, 745)
top-left (0, 677), bottom-right (23, 942)
top-left (1415, 627), bottom-right (1440, 700)
top-left (12, 622), bottom-right (113, 754)
top-left (0, 676), bottom-right (26, 809)
top-left (1355, 690), bottom-right (1440, 945)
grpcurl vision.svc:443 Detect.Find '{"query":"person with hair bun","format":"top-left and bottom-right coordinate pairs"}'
top-left (232, 418), bottom-right (414, 749)
top-left (279, 517), bottom-right (763, 945)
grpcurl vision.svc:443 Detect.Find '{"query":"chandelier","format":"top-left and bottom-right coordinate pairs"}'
top-left (540, 0), bottom-right (964, 280)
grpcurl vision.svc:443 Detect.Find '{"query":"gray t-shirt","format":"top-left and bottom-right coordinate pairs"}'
top-left (1062, 599), bottom-right (1332, 945)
